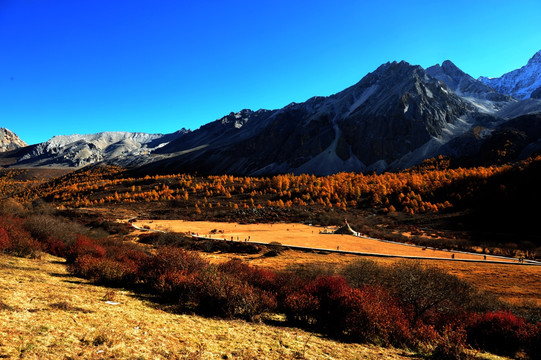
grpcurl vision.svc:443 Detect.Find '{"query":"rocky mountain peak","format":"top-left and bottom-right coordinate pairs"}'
top-left (478, 49), bottom-right (541, 100)
top-left (0, 128), bottom-right (27, 152)
top-left (441, 60), bottom-right (461, 74)
top-left (427, 60), bottom-right (514, 106)
top-left (527, 49), bottom-right (541, 65)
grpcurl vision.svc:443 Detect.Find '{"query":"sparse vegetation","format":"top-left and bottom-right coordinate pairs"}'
top-left (1, 203), bottom-right (539, 358)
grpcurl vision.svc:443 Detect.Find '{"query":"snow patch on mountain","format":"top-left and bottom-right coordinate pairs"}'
top-left (479, 50), bottom-right (541, 99)
top-left (346, 85), bottom-right (378, 116)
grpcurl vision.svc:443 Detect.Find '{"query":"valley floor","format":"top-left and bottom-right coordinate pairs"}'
top-left (131, 219), bottom-right (541, 306)
top-left (132, 220), bottom-right (523, 263)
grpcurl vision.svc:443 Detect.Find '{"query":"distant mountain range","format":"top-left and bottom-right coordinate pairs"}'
top-left (479, 50), bottom-right (541, 100)
top-left (2, 49), bottom-right (541, 175)
top-left (0, 128), bottom-right (27, 152)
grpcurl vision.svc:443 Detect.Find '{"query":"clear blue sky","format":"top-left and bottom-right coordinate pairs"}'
top-left (1, 0), bottom-right (540, 145)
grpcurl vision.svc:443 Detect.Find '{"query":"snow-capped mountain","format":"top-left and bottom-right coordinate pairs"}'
top-left (479, 50), bottom-right (541, 100)
top-left (0, 128), bottom-right (27, 152)
top-left (15, 130), bottom-right (187, 168)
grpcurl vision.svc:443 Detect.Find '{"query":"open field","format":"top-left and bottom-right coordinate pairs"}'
top-left (131, 220), bottom-right (541, 306)
top-left (0, 253), bottom-right (433, 360)
top-left (132, 220), bottom-right (522, 263)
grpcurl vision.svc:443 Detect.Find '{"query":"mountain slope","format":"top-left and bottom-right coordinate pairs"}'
top-left (0, 128), bottom-right (27, 152)
top-left (145, 61), bottom-right (475, 175)
top-left (426, 60), bottom-right (515, 112)
top-left (479, 50), bottom-right (541, 99)
top-left (7, 50), bottom-right (541, 175)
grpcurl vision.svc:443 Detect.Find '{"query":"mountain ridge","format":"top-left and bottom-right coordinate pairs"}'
top-left (3, 50), bottom-right (541, 175)
top-left (478, 50), bottom-right (541, 100)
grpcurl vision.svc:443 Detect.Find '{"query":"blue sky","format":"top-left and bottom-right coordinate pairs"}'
top-left (1, 0), bottom-right (540, 145)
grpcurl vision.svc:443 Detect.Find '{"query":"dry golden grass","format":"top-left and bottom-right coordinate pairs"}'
top-left (133, 220), bottom-right (518, 262)
top-left (0, 253), bottom-right (433, 360)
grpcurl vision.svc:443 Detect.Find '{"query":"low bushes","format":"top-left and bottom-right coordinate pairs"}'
top-left (144, 255), bottom-right (276, 320)
top-left (342, 286), bottom-right (412, 346)
top-left (0, 228), bottom-right (8, 251)
top-left (280, 275), bottom-right (412, 346)
top-left (69, 255), bottom-right (138, 285)
top-left (467, 311), bottom-right (541, 358)
top-left (1, 209), bottom-right (539, 359)
top-left (195, 269), bottom-right (276, 320)
top-left (0, 215), bottom-right (42, 258)
top-left (140, 246), bottom-right (208, 286)
top-left (66, 235), bottom-right (106, 263)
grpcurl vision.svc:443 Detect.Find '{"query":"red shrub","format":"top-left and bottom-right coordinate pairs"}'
top-left (280, 275), bottom-right (413, 346)
top-left (195, 269), bottom-right (276, 320)
top-left (0, 217), bottom-right (42, 258)
top-left (0, 227), bottom-right (9, 251)
top-left (217, 259), bottom-right (277, 291)
top-left (43, 237), bottom-right (67, 257)
top-left (68, 254), bottom-right (102, 278)
top-left (410, 322), bottom-right (440, 352)
top-left (341, 286), bottom-right (412, 346)
top-left (66, 235), bottom-right (106, 263)
top-left (282, 290), bottom-right (319, 324)
top-left (154, 270), bottom-right (201, 304)
top-left (311, 275), bottom-right (349, 334)
top-left (69, 255), bottom-right (138, 285)
top-left (139, 247), bottom-right (208, 284)
top-left (467, 311), bottom-right (533, 357)
top-left (429, 324), bottom-right (469, 360)
top-left (109, 246), bottom-right (148, 265)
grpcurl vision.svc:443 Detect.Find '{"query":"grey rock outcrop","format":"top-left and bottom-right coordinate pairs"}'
top-left (0, 128), bottom-right (27, 152)
top-left (427, 60), bottom-right (514, 106)
top-left (16, 131), bottom-right (187, 168)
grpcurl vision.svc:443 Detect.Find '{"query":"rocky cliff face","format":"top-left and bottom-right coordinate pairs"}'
top-left (338, 61), bottom-right (472, 166)
top-left (145, 61), bottom-right (476, 175)
top-left (531, 86), bottom-right (541, 99)
top-left (479, 50), bottom-right (541, 99)
top-left (0, 128), bottom-right (27, 152)
top-left (426, 60), bottom-right (514, 107)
